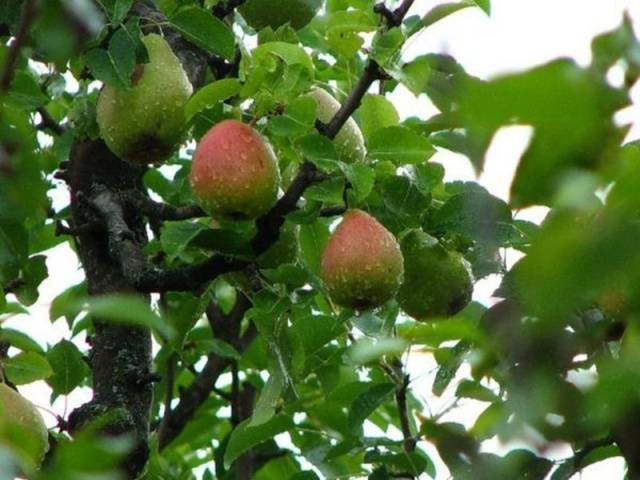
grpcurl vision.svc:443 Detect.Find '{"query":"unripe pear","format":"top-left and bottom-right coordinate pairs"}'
top-left (320, 209), bottom-right (404, 309)
top-left (97, 33), bottom-right (193, 164)
top-left (397, 230), bottom-right (474, 320)
top-left (307, 87), bottom-right (366, 164)
top-left (0, 383), bottom-right (48, 469)
top-left (240, 0), bottom-right (321, 30)
top-left (190, 119), bottom-right (280, 219)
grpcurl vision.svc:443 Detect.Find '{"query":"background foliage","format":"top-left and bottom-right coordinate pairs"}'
top-left (1, 0), bottom-right (640, 478)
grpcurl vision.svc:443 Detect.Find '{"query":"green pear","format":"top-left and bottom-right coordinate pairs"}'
top-left (240, 0), bottom-right (322, 31)
top-left (97, 33), bottom-right (193, 164)
top-left (0, 383), bottom-right (48, 470)
top-left (398, 230), bottom-right (474, 319)
top-left (321, 209), bottom-right (403, 310)
top-left (307, 87), bottom-right (366, 164)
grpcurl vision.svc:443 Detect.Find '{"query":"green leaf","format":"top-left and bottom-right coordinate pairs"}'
top-left (250, 368), bottom-right (285, 427)
top-left (82, 294), bottom-right (172, 339)
top-left (305, 177), bottom-right (346, 205)
top-left (170, 6), bottom-right (236, 60)
top-left (344, 163), bottom-right (375, 202)
top-left (269, 96), bottom-right (317, 137)
top-left (14, 254), bottom-right (48, 306)
top-left (0, 221), bottom-right (28, 284)
top-left (471, 402), bottom-right (508, 440)
top-left (368, 126), bottom-right (433, 165)
top-left (224, 414), bottom-right (294, 468)
top-left (432, 189), bottom-right (512, 244)
top-left (85, 26), bottom-right (137, 89)
top-left (8, 71), bottom-right (48, 109)
top-left (160, 221), bottom-right (207, 262)
top-left (0, 329), bottom-right (44, 354)
top-left (458, 59), bottom-right (628, 206)
top-left (419, 2), bottom-right (474, 30)
top-left (296, 134), bottom-right (339, 171)
top-left (254, 41), bottom-right (314, 73)
top-left (4, 351), bottom-right (53, 385)
top-left (98, 0), bottom-right (133, 24)
top-left (214, 279), bottom-right (237, 315)
top-left (197, 338), bottom-right (241, 359)
top-left (359, 94), bottom-right (400, 140)
top-left (46, 340), bottom-right (90, 396)
top-left (348, 382), bottom-right (396, 434)
top-left (455, 379), bottom-right (499, 402)
top-left (347, 338), bottom-right (407, 365)
top-left (50, 281), bottom-right (87, 327)
top-left (433, 341), bottom-right (470, 396)
top-left (186, 78), bottom-right (241, 121)
top-left (472, 0), bottom-right (491, 15)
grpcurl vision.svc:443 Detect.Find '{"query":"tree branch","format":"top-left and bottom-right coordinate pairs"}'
top-left (252, 161), bottom-right (326, 254)
top-left (374, 0), bottom-right (415, 28)
top-left (89, 186), bottom-right (247, 292)
top-left (316, 60), bottom-right (386, 140)
top-left (396, 374), bottom-right (416, 452)
top-left (212, 0), bottom-right (247, 19)
top-left (36, 106), bottom-right (66, 136)
top-left (123, 190), bottom-right (206, 221)
top-left (0, 0), bottom-right (37, 93)
top-left (157, 294), bottom-right (255, 449)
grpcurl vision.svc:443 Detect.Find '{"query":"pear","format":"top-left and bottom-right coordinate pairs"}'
top-left (321, 209), bottom-right (403, 309)
top-left (97, 33), bottom-right (193, 164)
top-left (397, 230), bottom-right (474, 319)
top-left (307, 87), bottom-right (366, 164)
top-left (240, 0), bottom-right (322, 31)
top-left (0, 383), bottom-right (48, 470)
top-left (190, 119), bottom-right (280, 219)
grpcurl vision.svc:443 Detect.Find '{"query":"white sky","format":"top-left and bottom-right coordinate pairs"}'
top-left (7, 0), bottom-right (640, 478)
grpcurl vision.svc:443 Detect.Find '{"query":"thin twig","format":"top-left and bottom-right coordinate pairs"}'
top-left (123, 190), bottom-right (206, 221)
top-left (37, 106), bottom-right (66, 135)
top-left (396, 374), bottom-right (416, 452)
top-left (212, 0), bottom-right (247, 19)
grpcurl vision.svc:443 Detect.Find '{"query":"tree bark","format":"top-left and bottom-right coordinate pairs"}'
top-left (66, 140), bottom-right (152, 478)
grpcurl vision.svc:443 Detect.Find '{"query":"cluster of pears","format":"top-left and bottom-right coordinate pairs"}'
top-left (320, 212), bottom-right (474, 319)
top-left (0, 382), bottom-right (49, 471)
top-left (188, 86), bottom-right (366, 219)
top-left (93, 31), bottom-right (471, 319)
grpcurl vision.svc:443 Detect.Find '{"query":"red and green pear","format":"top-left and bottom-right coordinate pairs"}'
top-left (321, 209), bottom-right (404, 309)
top-left (190, 119), bottom-right (280, 219)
